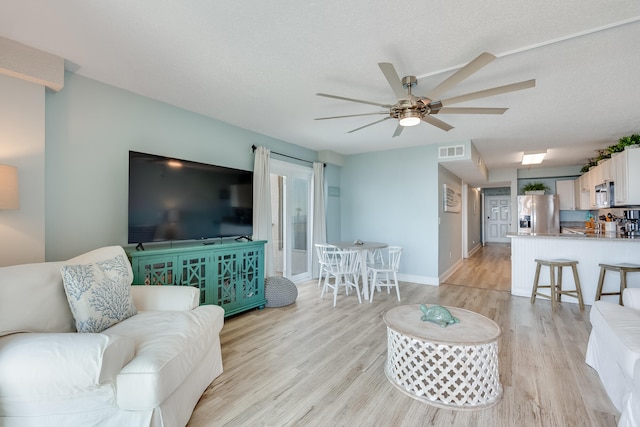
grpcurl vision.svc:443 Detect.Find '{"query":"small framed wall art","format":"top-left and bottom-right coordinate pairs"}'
top-left (443, 184), bottom-right (461, 213)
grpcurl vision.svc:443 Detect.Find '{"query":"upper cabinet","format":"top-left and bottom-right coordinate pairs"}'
top-left (556, 180), bottom-right (576, 210)
top-left (613, 148), bottom-right (640, 206)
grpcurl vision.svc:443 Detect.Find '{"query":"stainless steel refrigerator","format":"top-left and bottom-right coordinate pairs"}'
top-left (517, 195), bottom-right (560, 234)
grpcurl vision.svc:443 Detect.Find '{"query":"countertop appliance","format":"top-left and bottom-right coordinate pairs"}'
top-left (623, 209), bottom-right (640, 237)
top-left (518, 195), bottom-right (560, 234)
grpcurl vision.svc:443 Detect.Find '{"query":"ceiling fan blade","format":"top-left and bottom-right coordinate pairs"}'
top-left (440, 79), bottom-right (536, 106)
top-left (435, 107), bottom-right (508, 115)
top-left (315, 111), bottom-right (388, 120)
top-left (316, 93), bottom-right (393, 108)
top-left (346, 117), bottom-right (392, 133)
top-left (421, 115), bottom-right (454, 132)
top-left (378, 63), bottom-right (407, 99)
top-left (426, 52), bottom-right (496, 100)
top-left (392, 124), bottom-right (404, 138)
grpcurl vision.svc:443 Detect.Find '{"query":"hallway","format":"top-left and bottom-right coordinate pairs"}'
top-left (442, 243), bottom-right (511, 292)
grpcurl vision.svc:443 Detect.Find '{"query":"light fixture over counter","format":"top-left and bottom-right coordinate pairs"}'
top-left (0, 165), bottom-right (19, 209)
top-left (522, 151), bottom-right (546, 166)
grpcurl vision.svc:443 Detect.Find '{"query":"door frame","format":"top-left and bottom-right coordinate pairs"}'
top-left (270, 159), bottom-right (314, 282)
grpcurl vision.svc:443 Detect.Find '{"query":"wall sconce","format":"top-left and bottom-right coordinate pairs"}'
top-left (0, 165), bottom-right (20, 209)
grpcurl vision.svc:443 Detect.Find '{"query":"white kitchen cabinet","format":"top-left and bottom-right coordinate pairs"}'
top-left (613, 148), bottom-right (640, 205)
top-left (556, 179), bottom-right (576, 210)
top-left (601, 158), bottom-right (614, 182)
top-left (577, 169), bottom-right (595, 210)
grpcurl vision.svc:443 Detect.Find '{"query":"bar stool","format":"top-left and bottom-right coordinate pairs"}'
top-left (530, 259), bottom-right (584, 310)
top-left (595, 263), bottom-right (640, 305)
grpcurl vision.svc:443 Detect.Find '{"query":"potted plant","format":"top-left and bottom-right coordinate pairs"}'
top-left (521, 182), bottom-right (550, 195)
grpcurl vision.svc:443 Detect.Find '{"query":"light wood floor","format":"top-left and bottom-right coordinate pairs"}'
top-left (188, 264), bottom-right (618, 426)
top-left (443, 243), bottom-right (512, 292)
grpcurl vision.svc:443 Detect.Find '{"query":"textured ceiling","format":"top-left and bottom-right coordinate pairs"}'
top-left (1, 1), bottom-right (639, 182)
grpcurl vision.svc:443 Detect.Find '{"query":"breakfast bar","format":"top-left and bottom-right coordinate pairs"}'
top-left (508, 232), bottom-right (640, 305)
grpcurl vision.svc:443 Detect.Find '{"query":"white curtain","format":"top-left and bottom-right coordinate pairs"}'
top-left (252, 146), bottom-right (275, 277)
top-left (312, 162), bottom-right (327, 279)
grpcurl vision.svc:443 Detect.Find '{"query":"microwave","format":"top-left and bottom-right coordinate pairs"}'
top-left (595, 182), bottom-right (615, 208)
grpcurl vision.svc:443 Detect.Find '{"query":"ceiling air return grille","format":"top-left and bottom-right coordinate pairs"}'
top-left (439, 145), bottom-right (465, 159)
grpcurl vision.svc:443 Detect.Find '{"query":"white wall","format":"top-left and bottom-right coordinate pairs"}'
top-left (0, 74), bottom-right (45, 266)
top-left (340, 146), bottom-right (440, 284)
top-left (44, 72), bottom-right (318, 261)
top-left (438, 165), bottom-right (463, 279)
top-left (466, 186), bottom-right (482, 253)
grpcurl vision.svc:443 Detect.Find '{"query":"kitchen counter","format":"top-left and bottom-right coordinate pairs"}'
top-left (507, 231), bottom-right (640, 241)
top-left (507, 232), bottom-right (640, 305)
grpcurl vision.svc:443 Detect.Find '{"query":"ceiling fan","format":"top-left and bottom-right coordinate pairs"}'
top-left (315, 52), bottom-right (535, 137)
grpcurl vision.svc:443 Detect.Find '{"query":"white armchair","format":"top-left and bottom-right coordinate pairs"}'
top-left (586, 287), bottom-right (640, 427)
top-left (0, 246), bottom-right (224, 427)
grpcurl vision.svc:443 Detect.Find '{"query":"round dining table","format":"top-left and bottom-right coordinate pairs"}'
top-left (330, 241), bottom-right (388, 301)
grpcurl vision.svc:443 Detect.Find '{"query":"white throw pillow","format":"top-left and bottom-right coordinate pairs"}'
top-left (60, 254), bottom-right (137, 333)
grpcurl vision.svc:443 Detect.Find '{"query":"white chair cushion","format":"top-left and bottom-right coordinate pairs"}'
top-left (0, 261), bottom-right (73, 336)
top-left (61, 254), bottom-right (137, 333)
top-left (105, 305), bottom-right (224, 410)
top-left (0, 332), bottom-right (134, 416)
top-left (590, 300), bottom-right (640, 379)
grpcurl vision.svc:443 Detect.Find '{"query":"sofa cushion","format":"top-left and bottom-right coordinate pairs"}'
top-left (590, 300), bottom-right (640, 379)
top-left (61, 254), bottom-right (137, 333)
top-left (0, 261), bottom-right (74, 336)
top-left (0, 332), bottom-right (135, 416)
top-left (104, 305), bottom-right (225, 410)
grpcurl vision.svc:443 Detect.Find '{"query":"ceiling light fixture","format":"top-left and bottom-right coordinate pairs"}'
top-left (398, 110), bottom-right (421, 127)
top-left (522, 151), bottom-right (547, 165)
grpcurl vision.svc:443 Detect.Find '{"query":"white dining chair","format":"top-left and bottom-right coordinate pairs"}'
top-left (315, 243), bottom-right (339, 287)
top-left (368, 246), bottom-right (403, 303)
top-left (320, 249), bottom-right (362, 307)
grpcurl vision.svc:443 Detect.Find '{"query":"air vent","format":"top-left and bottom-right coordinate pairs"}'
top-left (439, 145), bottom-right (465, 159)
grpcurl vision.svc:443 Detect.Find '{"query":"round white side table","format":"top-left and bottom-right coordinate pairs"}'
top-left (383, 304), bottom-right (503, 410)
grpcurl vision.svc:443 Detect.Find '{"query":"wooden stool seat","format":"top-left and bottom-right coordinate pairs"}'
top-left (530, 259), bottom-right (584, 310)
top-left (595, 263), bottom-right (640, 305)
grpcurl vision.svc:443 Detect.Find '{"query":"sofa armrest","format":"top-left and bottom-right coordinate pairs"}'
top-left (0, 333), bottom-right (134, 398)
top-left (623, 288), bottom-right (640, 311)
top-left (130, 285), bottom-right (200, 311)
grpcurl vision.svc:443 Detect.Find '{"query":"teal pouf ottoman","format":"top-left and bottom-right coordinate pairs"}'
top-left (264, 276), bottom-right (298, 307)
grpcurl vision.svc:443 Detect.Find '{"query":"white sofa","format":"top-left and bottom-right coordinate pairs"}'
top-left (586, 288), bottom-right (640, 427)
top-left (0, 246), bottom-right (225, 427)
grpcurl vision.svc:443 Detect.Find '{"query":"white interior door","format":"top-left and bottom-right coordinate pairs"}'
top-left (270, 160), bottom-right (313, 282)
top-left (485, 195), bottom-right (511, 243)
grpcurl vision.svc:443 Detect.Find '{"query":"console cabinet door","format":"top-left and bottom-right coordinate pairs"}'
top-left (134, 255), bottom-right (177, 286)
top-left (212, 245), bottom-right (264, 316)
top-left (177, 252), bottom-right (211, 305)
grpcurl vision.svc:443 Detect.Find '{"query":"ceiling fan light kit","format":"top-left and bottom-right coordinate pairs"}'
top-left (316, 52), bottom-right (536, 137)
top-left (398, 110), bottom-right (421, 127)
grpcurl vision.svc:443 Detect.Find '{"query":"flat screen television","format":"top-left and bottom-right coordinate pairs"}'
top-left (128, 151), bottom-right (253, 244)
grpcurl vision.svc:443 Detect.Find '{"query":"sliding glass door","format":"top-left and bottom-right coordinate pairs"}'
top-left (270, 160), bottom-right (313, 282)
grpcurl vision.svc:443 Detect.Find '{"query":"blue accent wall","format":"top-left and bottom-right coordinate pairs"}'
top-left (339, 146), bottom-right (440, 283)
top-left (45, 72), bottom-right (317, 260)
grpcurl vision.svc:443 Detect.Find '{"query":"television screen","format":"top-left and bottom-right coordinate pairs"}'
top-left (128, 151), bottom-right (253, 244)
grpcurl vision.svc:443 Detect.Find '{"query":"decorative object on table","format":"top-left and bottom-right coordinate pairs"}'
top-left (353, 239), bottom-right (364, 245)
top-left (420, 304), bottom-right (460, 328)
top-left (264, 276), bottom-right (298, 308)
top-left (521, 182), bottom-right (550, 195)
top-left (443, 184), bottom-right (461, 213)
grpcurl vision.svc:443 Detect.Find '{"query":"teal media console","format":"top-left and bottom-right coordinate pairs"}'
top-left (128, 240), bottom-right (266, 317)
